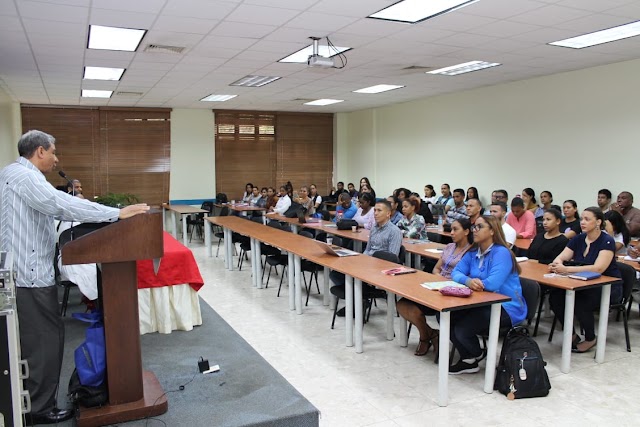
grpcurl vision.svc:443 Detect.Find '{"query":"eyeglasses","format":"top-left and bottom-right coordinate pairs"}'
top-left (494, 195), bottom-right (507, 199)
top-left (471, 224), bottom-right (488, 232)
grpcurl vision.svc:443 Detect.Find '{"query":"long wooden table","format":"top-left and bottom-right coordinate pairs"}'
top-left (162, 204), bottom-right (209, 247)
top-left (207, 215), bottom-right (510, 406)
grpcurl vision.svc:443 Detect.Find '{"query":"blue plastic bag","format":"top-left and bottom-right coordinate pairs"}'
top-left (72, 311), bottom-right (106, 387)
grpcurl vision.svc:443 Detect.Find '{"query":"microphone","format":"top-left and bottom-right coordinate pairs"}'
top-left (58, 171), bottom-right (76, 197)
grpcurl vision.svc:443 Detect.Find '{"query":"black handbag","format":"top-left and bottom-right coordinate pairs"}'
top-left (337, 219), bottom-right (358, 230)
top-left (284, 201), bottom-right (304, 218)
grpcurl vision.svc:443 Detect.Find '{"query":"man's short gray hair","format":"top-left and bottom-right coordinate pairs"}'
top-left (18, 130), bottom-right (55, 158)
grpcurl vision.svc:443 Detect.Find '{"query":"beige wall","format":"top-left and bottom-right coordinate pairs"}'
top-left (169, 108), bottom-right (215, 201)
top-left (0, 88), bottom-right (22, 167)
top-left (336, 58), bottom-right (640, 210)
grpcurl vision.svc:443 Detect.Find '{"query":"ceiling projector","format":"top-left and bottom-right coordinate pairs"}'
top-left (307, 54), bottom-right (335, 68)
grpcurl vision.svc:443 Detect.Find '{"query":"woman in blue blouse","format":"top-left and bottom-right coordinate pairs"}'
top-left (449, 215), bottom-right (526, 374)
top-left (548, 207), bottom-right (621, 353)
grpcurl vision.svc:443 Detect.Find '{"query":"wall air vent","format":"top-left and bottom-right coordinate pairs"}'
top-left (115, 91), bottom-right (144, 97)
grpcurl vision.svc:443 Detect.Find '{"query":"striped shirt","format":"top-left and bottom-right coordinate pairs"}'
top-left (364, 220), bottom-right (403, 257)
top-left (0, 157), bottom-right (120, 288)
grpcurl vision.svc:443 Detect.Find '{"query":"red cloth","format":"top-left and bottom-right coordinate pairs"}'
top-left (137, 232), bottom-right (204, 291)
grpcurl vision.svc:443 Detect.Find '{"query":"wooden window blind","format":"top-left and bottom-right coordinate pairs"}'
top-left (20, 106), bottom-right (170, 206)
top-left (214, 111), bottom-right (333, 199)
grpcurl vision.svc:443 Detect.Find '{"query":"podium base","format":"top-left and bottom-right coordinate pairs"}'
top-left (77, 371), bottom-right (168, 427)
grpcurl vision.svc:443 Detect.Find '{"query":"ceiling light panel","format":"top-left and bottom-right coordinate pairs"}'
top-left (279, 44), bottom-right (351, 63)
top-left (230, 75), bottom-right (281, 87)
top-left (549, 20), bottom-right (640, 49)
top-left (81, 90), bottom-right (113, 98)
top-left (83, 66), bottom-right (125, 81)
top-left (304, 99), bottom-right (344, 106)
top-left (353, 84), bottom-right (405, 94)
top-left (200, 94), bottom-right (237, 102)
top-left (88, 25), bottom-right (147, 52)
top-left (368, 0), bottom-right (479, 24)
top-left (427, 60), bottom-right (500, 75)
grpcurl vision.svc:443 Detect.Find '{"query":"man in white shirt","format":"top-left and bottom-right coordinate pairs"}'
top-left (489, 201), bottom-right (516, 247)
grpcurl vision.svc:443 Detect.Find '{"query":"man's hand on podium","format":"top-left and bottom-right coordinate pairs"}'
top-left (119, 203), bottom-right (150, 219)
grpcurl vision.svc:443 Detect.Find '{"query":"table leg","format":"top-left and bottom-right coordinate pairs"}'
top-left (414, 254), bottom-right (421, 270)
top-left (204, 214), bottom-right (211, 257)
top-left (595, 284), bottom-right (611, 363)
top-left (288, 252), bottom-right (295, 311)
top-left (561, 289), bottom-right (575, 373)
top-left (291, 224), bottom-right (299, 234)
top-left (484, 303), bottom-right (501, 394)
top-left (399, 317), bottom-right (408, 347)
top-left (182, 213), bottom-right (188, 246)
top-left (255, 239), bottom-right (263, 290)
top-left (162, 206), bottom-right (166, 231)
top-left (354, 240), bottom-right (362, 253)
top-left (404, 250), bottom-right (411, 266)
top-left (226, 229), bottom-right (234, 271)
top-left (222, 228), bottom-right (229, 269)
top-left (345, 275), bottom-right (354, 347)
top-left (355, 278), bottom-right (363, 353)
top-left (172, 211), bottom-right (179, 240)
top-left (438, 311), bottom-right (450, 407)
top-left (323, 266), bottom-right (330, 306)
top-left (295, 255), bottom-right (302, 315)
top-left (386, 292), bottom-right (395, 341)
top-left (250, 238), bottom-right (257, 287)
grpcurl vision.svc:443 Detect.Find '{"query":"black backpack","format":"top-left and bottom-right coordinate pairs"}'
top-left (494, 326), bottom-right (551, 399)
top-left (68, 368), bottom-right (108, 408)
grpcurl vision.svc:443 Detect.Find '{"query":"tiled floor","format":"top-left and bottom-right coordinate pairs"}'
top-left (191, 240), bottom-right (640, 426)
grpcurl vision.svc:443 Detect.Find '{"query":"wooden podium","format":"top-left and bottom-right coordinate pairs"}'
top-left (62, 211), bottom-right (167, 426)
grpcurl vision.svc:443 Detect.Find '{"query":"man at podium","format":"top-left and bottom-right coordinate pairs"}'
top-left (0, 130), bottom-right (149, 425)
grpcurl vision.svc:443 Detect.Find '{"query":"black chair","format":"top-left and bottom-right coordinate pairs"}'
top-left (263, 221), bottom-right (289, 292)
top-left (214, 207), bottom-right (231, 257)
top-left (330, 250), bottom-right (399, 329)
top-left (532, 284), bottom-right (552, 337)
top-left (187, 201), bottom-right (214, 242)
top-left (56, 227), bottom-right (79, 316)
top-left (547, 268), bottom-right (632, 351)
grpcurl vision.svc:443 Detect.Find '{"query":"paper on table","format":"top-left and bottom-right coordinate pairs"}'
top-left (425, 248), bottom-right (443, 253)
top-left (516, 256), bottom-right (529, 263)
top-left (623, 255), bottom-right (640, 261)
top-left (421, 281), bottom-right (465, 290)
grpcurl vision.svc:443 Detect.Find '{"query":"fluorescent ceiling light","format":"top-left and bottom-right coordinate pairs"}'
top-left (230, 75), bottom-right (281, 87)
top-left (83, 66), bottom-right (125, 81)
top-left (279, 44), bottom-right (351, 63)
top-left (304, 99), bottom-right (344, 106)
top-left (549, 20), bottom-right (640, 49)
top-left (427, 60), bottom-right (500, 76)
top-left (88, 25), bottom-right (147, 52)
top-left (353, 84), bottom-right (405, 94)
top-left (200, 94), bottom-right (237, 102)
top-left (368, 0), bottom-right (479, 24)
top-left (81, 90), bottom-right (112, 98)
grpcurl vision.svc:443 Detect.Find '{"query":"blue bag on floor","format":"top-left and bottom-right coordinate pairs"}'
top-left (72, 311), bottom-right (106, 387)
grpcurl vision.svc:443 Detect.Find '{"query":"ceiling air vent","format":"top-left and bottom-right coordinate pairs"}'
top-left (144, 44), bottom-right (185, 54)
top-left (115, 91), bottom-right (144, 97)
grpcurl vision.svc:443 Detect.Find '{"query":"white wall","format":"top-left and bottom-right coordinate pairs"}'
top-left (169, 109), bottom-right (215, 201)
top-left (336, 58), bottom-right (640, 210)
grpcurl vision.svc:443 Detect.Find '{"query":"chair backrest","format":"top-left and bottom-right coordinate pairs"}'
top-left (251, 216), bottom-right (264, 224)
top-left (267, 220), bottom-right (282, 230)
top-left (298, 231), bottom-right (314, 239)
top-left (519, 277), bottom-right (540, 322)
top-left (219, 206), bottom-right (230, 216)
top-left (617, 262), bottom-right (636, 303)
top-left (372, 250), bottom-right (400, 264)
top-left (398, 245), bottom-right (406, 263)
top-left (201, 201), bottom-right (214, 213)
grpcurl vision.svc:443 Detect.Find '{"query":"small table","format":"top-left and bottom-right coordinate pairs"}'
top-left (162, 204), bottom-right (209, 247)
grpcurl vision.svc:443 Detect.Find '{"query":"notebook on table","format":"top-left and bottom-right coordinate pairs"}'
top-left (568, 271), bottom-right (601, 281)
top-left (420, 281), bottom-right (465, 290)
top-left (315, 241), bottom-right (360, 257)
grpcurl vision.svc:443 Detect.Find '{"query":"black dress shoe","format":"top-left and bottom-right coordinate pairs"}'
top-left (27, 408), bottom-right (74, 425)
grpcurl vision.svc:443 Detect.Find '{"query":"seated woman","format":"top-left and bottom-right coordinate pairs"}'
top-left (271, 185), bottom-right (291, 215)
top-left (397, 196), bottom-right (428, 240)
top-left (548, 207), bottom-right (622, 353)
top-left (242, 182), bottom-right (254, 203)
top-left (353, 192), bottom-right (375, 229)
top-left (309, 184), bottom-right (323, 211)
top-left (412, 192), bottom-right (435, 224)
top-left (522, 188), bottom-right (544, 218)
top-left (448, 216), bottom-right (526, 374)
top-left (560, 200), bottom-right (581, 239)
top-left (295, 185), bottom-right (315, 216)
top-left (386, 195), bottom-right (404, 225)
top-left (466, 187), bottom-right (479, 204)
top-left (396, 219), bottom-right (473, 359)
top-left (249, 186), bottom-right (262, 205)
top-left (264, 187), bottom-right (279, 212)
top-left (256, 187), bottom-right (268, 208)
top-left (360, 183), bottom-right (376, 201)
top-left (423, 184), bottom-right (437, 210)
top-left (604, 210), bottom-right (630, 254)
top-left (527, 208), bottom-right (568, 264)
top-left (334, 192), bottom-right (357, 221)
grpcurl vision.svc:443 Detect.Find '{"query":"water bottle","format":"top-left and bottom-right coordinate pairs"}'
top-left (438, 215), bottom-right (443, 228)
